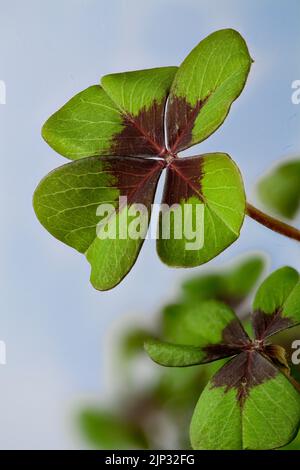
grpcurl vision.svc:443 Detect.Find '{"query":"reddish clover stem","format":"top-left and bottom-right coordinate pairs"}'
top-left (246, 203), bottom-right (300, 242)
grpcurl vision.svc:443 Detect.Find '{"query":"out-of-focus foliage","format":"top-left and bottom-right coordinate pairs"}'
top-left (147, 267), bottom-right (300, 450)
top-left (181, 255), bottom-right (264, 307)
top-left (79, 410), bottom-right (149, 450)
top-left (258, 159), bottom-right (300, 220)
top-left (77, 254), bottom-right (300, 450)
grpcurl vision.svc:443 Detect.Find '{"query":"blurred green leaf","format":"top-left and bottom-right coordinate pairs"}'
top-left (182, 255), bottom-right (265, 307)
top-left (154, 358), bottom-right (227, 411)
top-left (258, 159), bottom-right (300, 220)
top-left (121, 329), bottom-right (152, 359)
top-left (78, 409), bottom-right (148, 450)
top-left (155, 367), bottom-right (206, 405)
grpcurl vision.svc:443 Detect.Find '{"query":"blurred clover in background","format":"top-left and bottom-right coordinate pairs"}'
top-left (76, 254), bottom-right (300, 450)
top-left (257, 158), bottom-right (300, 221)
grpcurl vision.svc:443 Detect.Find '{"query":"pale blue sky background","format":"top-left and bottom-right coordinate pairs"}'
top-left (0, 0), bottom-right (299, 449)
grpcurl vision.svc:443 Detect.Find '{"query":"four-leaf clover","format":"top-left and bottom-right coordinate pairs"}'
top-left (33, 29), bottom-right (252, 290)
top-left (145, 267), bottom-right (300, 450)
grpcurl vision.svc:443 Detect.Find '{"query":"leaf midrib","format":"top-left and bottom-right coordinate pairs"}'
top-left (169, 161), bottom-right (204, 201)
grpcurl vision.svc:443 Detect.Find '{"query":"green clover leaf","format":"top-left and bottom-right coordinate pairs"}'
top-left (34, 29), bottom-right (252, 290)
top-left (145, 267), bottom-right (300, 450)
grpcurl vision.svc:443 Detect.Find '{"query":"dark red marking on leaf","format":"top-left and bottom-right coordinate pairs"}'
top-left (202, 344), bottom-right (241, 363)
top-left (203, 318), bottom-right (251, 362)
top-left (93, 156), bottom-right (165, 238)
top-left (34, 155), bottom-right (165, 256)
top-left (162, 156), bottom-right (204, 206)
top-left (212, 351), bottom-right (278, 406)
top-left (167, 96), bottom-right (209, 153)
top-left (252, 309), bottom-right (293, 341)
top-left (223, 318), bottom-right (250, 345)
top-left (111, 101), bottom-right (168, 157)
top-left (107, 156), bottom-right (164, 207)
